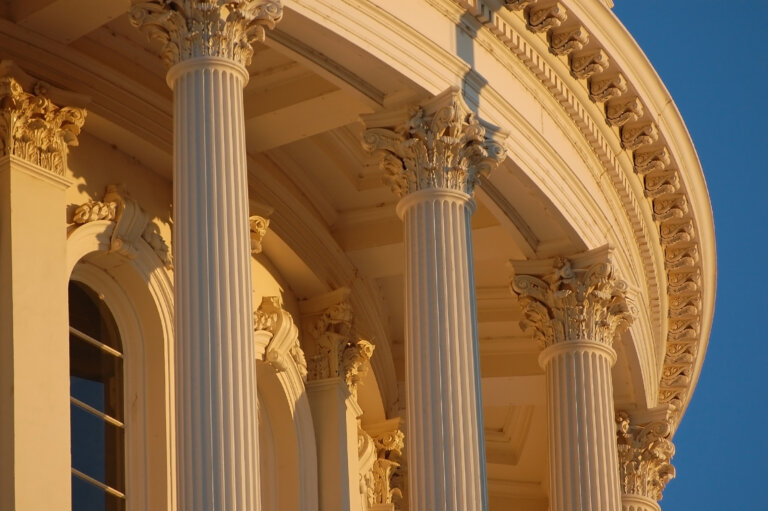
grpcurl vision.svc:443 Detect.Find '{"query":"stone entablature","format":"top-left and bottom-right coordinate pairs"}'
top-left (129, 0), bottom-right (283, 68)
top-left (0, 62), bottom-right (85, 176)
top-left (455, 0), bottom-right (707, 424)
top-left (616, 411), bottom-right (676, 502)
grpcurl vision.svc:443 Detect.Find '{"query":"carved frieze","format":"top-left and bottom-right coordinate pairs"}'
top-left (510, 247), bottom-right (633, 349)
top-left (129, 0), bottom-right (283, 68)
top-left (616, 412), bottom-right (676, 502)
top-left (362, 88), bottom-right (506, 197)
top-left (249, 215), bottom-right (269, 254)
top-left (0, 71), bottom-right (85, 176)
top-left (72, 185), bottom-right (173, 268)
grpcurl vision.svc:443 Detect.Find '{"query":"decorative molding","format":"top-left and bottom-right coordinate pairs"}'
top-left (72, 185), bottom-right (173, 268)
top-left (302, 289), bottom-right (375, 398)
top-left (454, 0), bottom-right (707, 422)
top-left (254, 296), bottom-right (308, 381)
top-left (549, 25), bottom-right (589, 55)
top-left (570, 48), bottom-right (609, 79)
top-left (361, 87), bottom-right (506, 197)
top-left (616, 411), bottom-right (676, 502)
top-left (129, 0), bottom-right (283, 68)
top-left (0, 63), bottom-right (85, 176)
top-left (510, 245), bottom-right (633, 349)
top-left (360, 419), bottom-right (405, 509)
top-left (249, 215), bottom-right (269, 254)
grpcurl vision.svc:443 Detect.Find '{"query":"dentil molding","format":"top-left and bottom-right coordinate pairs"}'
top-left (361, 87), bottom-right (507, 197)
top-left (129, 0), bottom-right (283, 68)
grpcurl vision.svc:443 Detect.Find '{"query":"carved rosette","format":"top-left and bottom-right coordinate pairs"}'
top-left (616, 412), bottom-right (676, 502)
top-left (72, 185), bottom-right (173, 268)
top-left (362, 88), bottom-right (506, 197)
top-left (0, 75), bottom-right (85, 175)
top-left (510, 250), bottom-right (633, 349)
top-left (130, 0), bottom-right (283, 68)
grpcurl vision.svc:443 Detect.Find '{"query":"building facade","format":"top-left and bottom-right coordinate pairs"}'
top-left (0, 1), bottom-right (715, 510)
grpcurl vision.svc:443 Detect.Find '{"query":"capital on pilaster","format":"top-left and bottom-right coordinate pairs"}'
top-left (361, 418), bottom-right (405, 508)
top-left (0, 61), bottom-right (86, 176)
top-left (509, 245), bottom-right (633, 349)
top-left (616, 411), bottom-right (676, 502)
top-left (361, 87), bottom-right (507, 197)
top-left (130, 0), bottom-right (283, 68)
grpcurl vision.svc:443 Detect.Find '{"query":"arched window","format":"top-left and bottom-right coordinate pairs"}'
top-left (69, 280), bottom-right (126, 511)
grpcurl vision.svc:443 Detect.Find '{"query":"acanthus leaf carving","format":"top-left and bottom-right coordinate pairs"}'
top-left (362, 88), bottom-right (506, 197)
top-left (605, 96), bottom-right (643, 127)
top-left (129, 0), bottom-right (283, 68)
top-left (549, 25), bottom-right (589, 56)
top-left (249, 215), bottom-right (269, 254)
top-left (254, 296), bottom-right (307, 380)
top-left (361, 420), bottom-right (406, 508)
top-left (616, 412), bottom-right (676, 502)
top-left (570, 49), bottom-right (609, 79)
top-left (72, 185), bottom-right (173, 268)
top-left (0, 69), bottom-right (85, 176)
top-left (526, 3), bottom-right (567, 33)
top-left (589, 73), bottom-right (627, 102)
top-left (510, 247), bottom-right (634, 349)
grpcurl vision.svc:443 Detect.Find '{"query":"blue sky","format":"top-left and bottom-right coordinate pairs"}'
top-left (612, 3), bottom-right (768, 509)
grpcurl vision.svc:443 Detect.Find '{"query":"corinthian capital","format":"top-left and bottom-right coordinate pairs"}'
top-left (0, 64), bottom-right (86, 176)
top-left (361, 87), bottom-right (507, 197)
top-left (130, 0), bottom-right (283, 68)
top-left (510, 245), bottom-right (633, 349)
top-left (616, 412), bottom-right (676, 501)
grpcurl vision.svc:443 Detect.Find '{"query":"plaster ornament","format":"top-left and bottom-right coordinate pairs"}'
top-left (643, 170), bottom-right (679, 199)
top-left (616, 412), bottom-right (676, 502)
top-left (129, 0), bottom-right (283, 68)
top-left (254, 296), bottom-right (307, 380)
top-left (72, 185), bottom-right (173, 268)
top-left (652, 195), bottom-right (687, 223)
top-left (0, 75), bottom-right (85, 176)
top-left (589, 73), bottom-right (628, 102)
top-left (570, 49), bottom-right (609, 79)
top-left (526, 3), bottom-right (567, 33)
top-left (621, 122), bottom-right (659, 150)
top-left (510, 249), bottom-right (633, 349)
top-left (249, 215), bottom-right (269, 254)
top-left (362, 88), bottom-right (506, 197)
top-left (605, 96), bottom-right (643, 126)
top-left (549, 25), bottom-right (589, 55)
top-left (361, 423), bottom-right (406, 508)
top-left (503, 0), bottom-right (534, 10)
top-left (633, 146), bottom-right (670, 175)
top-left (660, 219), bottom-right (693, 246)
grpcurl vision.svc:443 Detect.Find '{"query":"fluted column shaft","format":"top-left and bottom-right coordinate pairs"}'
top-left (540, 340), bottom-right (622, 511)
top-left (169, 58), bottom-right (258, 510)
top-left (399, 188), bottom-right (487, 511)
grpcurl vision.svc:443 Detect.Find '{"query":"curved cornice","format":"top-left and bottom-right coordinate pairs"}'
top-left (455, 0), bottom-right (715, 426)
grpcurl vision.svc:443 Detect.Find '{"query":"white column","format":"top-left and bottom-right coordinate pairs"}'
top-left (511, 246), bottom-right (634, 511)
top-left (130, 2), bottom-right (282, 509)
top-left (363, 88), bottom-right (506, 511)
top-left (615, 412), bottom-right (675, 511)
top-left (0, 70), bottom-right (85, 510)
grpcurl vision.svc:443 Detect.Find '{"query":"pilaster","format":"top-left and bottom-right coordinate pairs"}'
top-left (0, 67), bottom-right (83, 510)
top-left (363, 87), bottom-right (506, 511)
top-left (510, 246), bottom-right (633, 511)
top-left (129, 2), bottom-right (282, 509)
